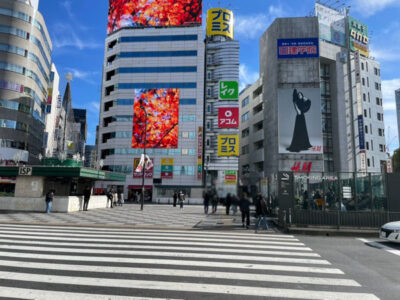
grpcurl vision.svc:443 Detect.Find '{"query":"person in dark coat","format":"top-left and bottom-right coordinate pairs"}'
top-left (178, 190), bottom-right (185, 210)
top-left (225, 193), bottom-right (232, 215)
top-left (203, 190), bottom-right (210, 214)
top-left (211, 192), bottom-right (218, 214)
top-left (83, 186), bottom-right (91, 211)
top-left (117, 188), bottom-right (123, 206)
top-left (107, 189), bottom-right (113, 208)
top-left (45, 190), bottom-right (54, 213)
top-left (254, 193), bottom-right (268, 232)
top-left (239, 193), bottom-right (251, 229)
top-left (173, 192), bottom-right (178, 207)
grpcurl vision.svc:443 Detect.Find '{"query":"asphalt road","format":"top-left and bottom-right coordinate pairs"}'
top-left (299, 235), bottom-right (400, 300)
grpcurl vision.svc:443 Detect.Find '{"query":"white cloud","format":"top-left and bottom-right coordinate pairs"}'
top-left (65, 68), bottom-right (99, 85)
top-left (382, 78), bottom-right (400, 111)
top-left (353, 0), bottom-right (398, 16)
top-left (239, 64), bottom-right (259, 91)
top-left (235, 5), bottom-right (285, 40)
top-left (88, 101), bottom-right (100, 115)
top-left (370, 47), bottom-right (400, 62)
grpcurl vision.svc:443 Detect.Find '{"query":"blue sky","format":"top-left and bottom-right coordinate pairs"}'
top-left (38, 0), bottom-right (400, 152)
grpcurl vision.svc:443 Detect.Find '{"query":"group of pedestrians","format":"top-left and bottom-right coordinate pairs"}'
top-left (106, 187), bottom-right (124, 208)
top-left (202, 190), bottom-right (269, 232)
top-left (172, 190), bottom-right (186, 210)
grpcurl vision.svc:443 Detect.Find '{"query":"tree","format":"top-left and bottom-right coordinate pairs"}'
top-left (393, 149), bottom-right (400, 173)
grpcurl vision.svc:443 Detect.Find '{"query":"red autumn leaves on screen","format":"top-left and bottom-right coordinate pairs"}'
top-left (108, 0), bottom-right (202, 33)
top-left (132, 89), bottom-right (179, 149)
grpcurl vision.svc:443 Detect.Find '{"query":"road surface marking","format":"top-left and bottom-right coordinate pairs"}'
top-left (358, 238), bottom-right (400, 257)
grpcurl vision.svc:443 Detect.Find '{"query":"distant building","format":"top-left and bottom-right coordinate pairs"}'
top-left (84, 145), bottom-right (96, 168)
top-left (0, 0), bottom-right (52, 164)
top-left (73, 108), bottom-right (87, 157)
top-left (44, 64), bottom-right (61, 157)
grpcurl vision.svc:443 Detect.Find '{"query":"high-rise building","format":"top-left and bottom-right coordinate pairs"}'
top-left (0, 0), bottom-right (52, 164)
top-left (204, 8), bottom-right (240, 197)
top-left (396, 89), bottom-right (400, 148)
top-left (44, 64), bottom-right (61, 157)
top-left (84, 145), bottom-right (96, 168)
top-left (98, 1), bottom-right (204, 200)
top-left (239, 3), bottom-right (387, 180)
top-left (72, 108), bottom-right (87, 157)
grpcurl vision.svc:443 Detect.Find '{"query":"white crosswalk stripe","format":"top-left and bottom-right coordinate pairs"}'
top-left (0, 224), bottom-right (379, 300)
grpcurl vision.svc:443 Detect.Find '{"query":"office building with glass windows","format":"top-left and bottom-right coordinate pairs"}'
top-left (0, 0), bottom-right (51, 164)
top-left (97, 1), bottom-right (205, 201)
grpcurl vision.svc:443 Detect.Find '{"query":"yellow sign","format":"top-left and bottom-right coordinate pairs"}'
top-left (161, 158), bottom-right (174, 166)
top-left (207, 8), bottom-right (234, 39)
top-left (218, 135), bottom-right (239, 156)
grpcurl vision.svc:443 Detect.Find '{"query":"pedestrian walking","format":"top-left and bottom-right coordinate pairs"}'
top-left (231, 194), bottom-right (239, 215)
top-left (178, 190), bottom-right (185, 210)
top-left (203, 190), bottom-right (210, 214)
top-left (45, 190), bottom-right (54, 213)
top-left (211, 192), bottom-right (218, 214)
top-left (239, 192), bottom-right (251, 229)
top-left (83, 186), bottom-right (91, 211)
top-left (173, 191), bottom-right (178, 207)
top-left (107, 189), bottom-right (114, 208)
top-left (117, 188), bottom-right (123, 206)
top-left (112, 187), bottom-right (118, 207)
top-left (225, 193), bottom-right (232, 215)
top-left (254, 193), bottom-right (268, 232)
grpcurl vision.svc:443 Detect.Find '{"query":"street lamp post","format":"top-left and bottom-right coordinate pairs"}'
top-left (139, 99), bottom-right (147, 211)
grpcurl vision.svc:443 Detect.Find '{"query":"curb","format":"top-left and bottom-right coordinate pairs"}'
top-left (287, 227), bottom-right (379, 237)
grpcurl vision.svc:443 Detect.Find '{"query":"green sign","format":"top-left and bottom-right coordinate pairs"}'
top-left (348, 16), bottom-right (369, 57)
top-left (161, 165), bottom-right (173, 172)
top-left (219, 81), bottom-right (238, 100)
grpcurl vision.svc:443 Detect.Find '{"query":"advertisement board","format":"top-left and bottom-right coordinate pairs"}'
top-left (132, 88), bottom-right (179, 149)
top-left (161, 158), bottom-right (173, 179)
top-left (206, 8), bottom-right (234, 39)
top-left (108, 0), bottom-right (202, 34)
top-left (278, 88), bottom-right (323, 154)
top-left (277, 38), bottom-right (319, 59)
top-left (219, 81), bottom-right (238, 100)
top-left (133, 157), bottom-right (154, 178)
top-left (197, 127), bottom-right (203, 179)
top-left (348, 17), bottom-right (369, 57)
top-left (315, 3), bottom-right (346, 47)
top-left (218, 107), bottom-right (239, 128)
top-left (225, 170), bottom-right (237, 185)
top-left (358, 115), bottom-right (365, 150)
top-left (218, 135), bottom-right (239, 156)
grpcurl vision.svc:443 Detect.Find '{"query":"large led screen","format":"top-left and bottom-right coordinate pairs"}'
top-left (278, 88), bottom-right (323, 154)
top-left (132, 88), bottom-right (179, 149)
top-left (108, 0), bottom-right (202, 34)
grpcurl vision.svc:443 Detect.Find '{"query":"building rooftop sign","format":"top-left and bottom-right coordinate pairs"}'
top-left (277, 38), bottom-right (319, 59)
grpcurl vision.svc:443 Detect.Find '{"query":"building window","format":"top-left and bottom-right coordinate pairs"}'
top-left (366, 142), bottom-right (369, 150)
top-left (371, 140), bottom-right (374, 151)
top-left (363, 93), bottom-right (366, 102)
top-left (241, 145), bottom-right (249, 155)
top-left (378, 128), bottom-right (384, 136)
top-left (379, 144), bottom-right (385, 152)
top-left (367, 77), bottom-right (369, 87)
top-left (206, 120), bottom-right (211, 130)
top-left (362, 78), bottom-right (365, 86)
top-left (253, 103), bottom-right (263, 115)
top-left (254, 140), bottom-right (263, 150)
top-left (366, 62), bottom-right (368, 72)
top-left (242, 96), bottom-right (249, 107)
top-left (361, 62), bottom-right (364, 70)
top-left (207, 55), bottom-right (212, 64)
top-left (207, 88), bottom-right (211, 97)
top-left (253, 121), bottom-right (263, 132)
top-left (374, 67), bottom-right (378, 75)
top-left (206, 104), bottom-right (211, 113)
top-left (376, 97), bottom-right (380, 105)
top-left (206, 138), bottom-right (210, 147)
top-left (207, 71), bottom-right (212, 80)
top-left (368, 92), bottom-right (370, 102)
top-left (367, 158), bottom-right (370, 167)
top-left (364, 109), bottom-right (367, 118)
top-left (242, 127), bottom-right (250, 138)
top-left (241, 112), bottom-right (249, 122)
top-left (369, 108), bottom-right (371, 118)
top-left (365, 125), bottom-right (368, 134)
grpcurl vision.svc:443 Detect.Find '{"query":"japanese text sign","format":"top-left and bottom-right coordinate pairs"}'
top-left (218, 107), bottom-right (239, 128)
top-left (225, 170), bottom-right (237, 185)
top-left (218, 135), bottom-right (239, 156)
top-left (277, 38), bottom-right (319, 59)
top-left (161, 158), bottom-right (174, 179)
top-left (206, 8), bottom-right (234, 39)
top-left (219, 81), bottom-right (238, 100)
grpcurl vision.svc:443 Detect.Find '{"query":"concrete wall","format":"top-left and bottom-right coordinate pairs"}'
top-left (0, 195), bottom-right (108, 212)
top-left (14, 176), bottom-right (44, 198)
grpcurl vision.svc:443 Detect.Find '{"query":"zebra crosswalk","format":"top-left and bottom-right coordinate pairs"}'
top-left (0, 224), bottom-right (378, 299)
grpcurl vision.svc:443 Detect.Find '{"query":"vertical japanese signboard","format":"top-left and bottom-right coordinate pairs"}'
top-left (206, 8), bottom-right (234, 39)
top-left (218, 135), bottom-right (239, 156)
top-left (348, 17), bottom-right (369, 57)
top-left (218, 107), bottom-right (239, 128)
top-left (219, 81), bottom-right (238, 100)
top-left (161, 158), bottom-right (173, 179)
top-left (197, 127), bottom-right (203, 179)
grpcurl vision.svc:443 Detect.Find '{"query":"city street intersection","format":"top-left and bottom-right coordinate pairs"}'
top-left (0, 205), bottom-right (398, 299)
